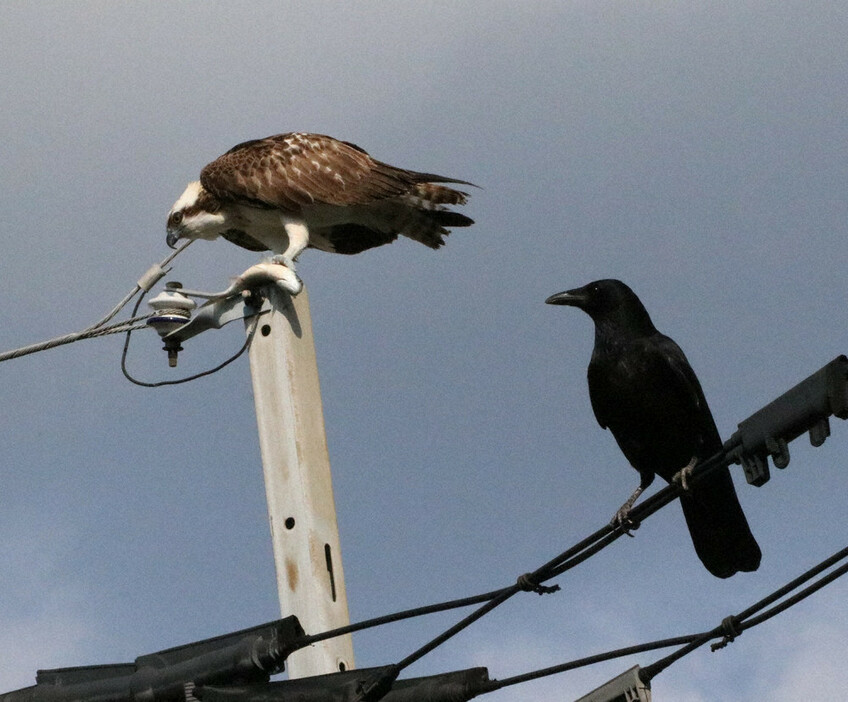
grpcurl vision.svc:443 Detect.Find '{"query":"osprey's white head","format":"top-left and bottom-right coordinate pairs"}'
top-left (166, 181), bottom-right (227, 248)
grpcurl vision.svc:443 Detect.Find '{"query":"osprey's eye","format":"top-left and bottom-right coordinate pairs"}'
top-left (170, 211), bottom-right (184, 227)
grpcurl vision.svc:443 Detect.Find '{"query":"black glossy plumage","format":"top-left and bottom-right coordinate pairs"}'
top-left (546, 279), bottom-right (761, 578)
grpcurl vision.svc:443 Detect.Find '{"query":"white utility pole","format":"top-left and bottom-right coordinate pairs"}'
top-left (246, 284), bottom-right (354, 678)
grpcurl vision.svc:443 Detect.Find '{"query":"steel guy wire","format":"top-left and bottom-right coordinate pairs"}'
top-left (0, 241), bottom-right (193, 364)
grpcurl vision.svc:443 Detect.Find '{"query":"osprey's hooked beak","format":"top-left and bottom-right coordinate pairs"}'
top-left (166, 208), bottom-right (187, 249)
top-left (545, 289), bottom-right (586, 308)
top-left (166, 228), bottom-right (182, 249)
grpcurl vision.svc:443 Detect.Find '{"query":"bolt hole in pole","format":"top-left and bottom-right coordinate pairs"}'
top-left (284, 517), bottom-right (295, 530)
top-left (261, 324), bottom-right (272, 337)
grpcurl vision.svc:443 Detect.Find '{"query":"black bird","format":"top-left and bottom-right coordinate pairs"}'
top-left (546, 279), bottom-right (761, 578)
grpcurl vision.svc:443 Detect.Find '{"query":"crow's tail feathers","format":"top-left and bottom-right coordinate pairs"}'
top-left (680, 466), bottom-right (761, 579)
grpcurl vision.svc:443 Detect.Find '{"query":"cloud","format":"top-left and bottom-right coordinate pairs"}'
top-left (428, 577), bottom-right (848, 702)
top-left (0, 604), bottom-right (92, 692)
top-left (0, 518), bottom-right (92, 692)
top-left (759, 608), bottom-right (848, 701)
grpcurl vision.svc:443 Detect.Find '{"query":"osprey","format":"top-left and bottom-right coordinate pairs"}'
top-left (166, 132), bottom-right (474, 268)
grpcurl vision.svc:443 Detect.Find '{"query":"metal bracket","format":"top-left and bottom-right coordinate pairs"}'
top-left (725, 355), bottom-right (848, 486)
top-left (147, 261), bottom-right (301, 367)
top-left (164, 291), bottom-right (270, 344)
top-left (575, 665), bottom-right (651, 702)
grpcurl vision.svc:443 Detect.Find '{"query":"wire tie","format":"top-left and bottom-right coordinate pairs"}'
top-left (516, 573), bottom-right (560, 595)
top-left (711, 615), bottom-right (741, 651)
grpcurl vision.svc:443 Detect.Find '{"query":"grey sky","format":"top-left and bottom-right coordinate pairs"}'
top-left (1, 3), bottom-right (847, 699)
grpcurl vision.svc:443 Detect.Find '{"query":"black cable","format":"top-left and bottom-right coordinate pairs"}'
top-left (339, 450), bottom-right (734, 701)
top-left (300, 512), bottom-right (616, 653)
top-left (300, 451), bottom-right (728, 660)
top-left (302, 587), bottom-right (508, 646)
top-left (121, 290), bottom-right (259, 387)
top-left (285, 448), bottom-right (785, 702)
top-left (641, 544), bottom-right (848, 682)
top-left (741, 560), bottom-right (848, 632)
top-left (465, 544), bottom-right (848, 697)
top-left (732, 544), bottom-right (848, 628)
top-left (484, 633), bottom-right (705, 692)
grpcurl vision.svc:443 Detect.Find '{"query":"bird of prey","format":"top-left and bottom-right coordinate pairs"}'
top-left (546, 279), bottom-right (761, 578)
top-left (166, 132), bottom-right (474, 269)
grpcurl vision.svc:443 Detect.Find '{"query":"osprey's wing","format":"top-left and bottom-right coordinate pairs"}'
top-left (220, 228), bottom-right (267, 252)
top-left (199, 133), bottom-right (420, 211)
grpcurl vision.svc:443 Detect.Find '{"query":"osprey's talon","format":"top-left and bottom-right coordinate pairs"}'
top-left (673, 457), bottom-right (698, 493)
top-left (228, 262), bottom-right (303, 297)
top-left (275, 272), bottom-right (303, 296)
top-left (267, 255), bottom-right (302, 294)
top-left (270, 254), bottom-right (296, 271)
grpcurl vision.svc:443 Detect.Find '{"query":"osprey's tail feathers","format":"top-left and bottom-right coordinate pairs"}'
top-left (316, 181), bottom-right (473, 253)
top-left (394, 195), bottom-right (474, 249)
top-left (411, 182), bottom-right (471, 205)
top-left (394, 164), bottom-right (478, 190)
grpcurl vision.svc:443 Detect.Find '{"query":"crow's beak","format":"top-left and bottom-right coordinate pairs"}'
top-left (545, 289), bottom-right (585, 307)
top-left (166, 229), bottom-right (181, 249)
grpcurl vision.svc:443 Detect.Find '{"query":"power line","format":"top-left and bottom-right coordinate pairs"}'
top-left (0, 314), bottom-right (153, 362)
top-left (6, 539), bottom-right (843, 702)
top-left (0, 239), bottom-right (254, 386)
top-left (483, 544), bottom-right (848, 695)
top-left (641, 543), bottom-right (848, 682)
top-left (295, 439), bottom-right (841, 702)
top-left (283, 451), bottom-right (731, 701)
top-left (312, 542), bottom-right (848, 700)
top-left (0, 241), bottom-right (193, 364)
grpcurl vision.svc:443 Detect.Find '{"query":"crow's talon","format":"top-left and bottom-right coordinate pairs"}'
top-left (673, 457), bottom-right (698, 493)
top-left (611, 509), bottom-right (640, 537)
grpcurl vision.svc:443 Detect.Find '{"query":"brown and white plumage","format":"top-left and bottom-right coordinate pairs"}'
top-left (166, 132), bottom-right (474, 267)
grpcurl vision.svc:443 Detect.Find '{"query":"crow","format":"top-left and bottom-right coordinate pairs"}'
top-left (546, 279), bottom-right (761, 578)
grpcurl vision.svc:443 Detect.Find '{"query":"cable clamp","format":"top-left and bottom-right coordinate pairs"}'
top-left (711, 615), bottom-right (741, 651)
top-left (137, 263), bottom-right (169, 292)
top-left (516, 573), bottom-right (560, 595)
